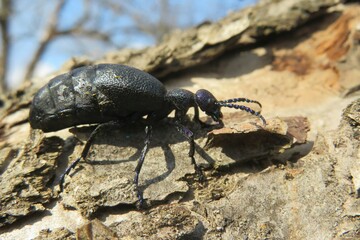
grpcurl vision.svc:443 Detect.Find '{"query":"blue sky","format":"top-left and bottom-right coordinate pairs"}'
top-left (7, 0), bottom-right (257, 89)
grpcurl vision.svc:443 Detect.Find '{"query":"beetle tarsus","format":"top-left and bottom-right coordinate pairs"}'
top-left (59, 156), bottom-right (82, 191)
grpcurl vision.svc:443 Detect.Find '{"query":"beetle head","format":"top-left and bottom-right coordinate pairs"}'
top-left (195, 89), bottom-right (266, 125)
top-left (195, 89), bottom-right (223, 122)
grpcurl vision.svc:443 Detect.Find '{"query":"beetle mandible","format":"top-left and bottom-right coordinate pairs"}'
top-left (29, 64), bottom-right (266, 205)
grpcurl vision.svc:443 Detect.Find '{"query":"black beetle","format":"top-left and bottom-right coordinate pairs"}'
top-left (29, 64), bottom-right (265, 205)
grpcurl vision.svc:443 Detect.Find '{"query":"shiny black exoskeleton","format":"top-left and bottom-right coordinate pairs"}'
top-left (29, 64), bottom-right (266, 205)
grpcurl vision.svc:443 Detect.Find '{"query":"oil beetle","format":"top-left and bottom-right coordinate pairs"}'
top-left (29, 64), bottom-right (266, 205)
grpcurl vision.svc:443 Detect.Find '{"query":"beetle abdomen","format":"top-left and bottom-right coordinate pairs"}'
top-left (29, 64), bottom-right (167, 132)
top-left (93, 64), bottom-right (166, 112)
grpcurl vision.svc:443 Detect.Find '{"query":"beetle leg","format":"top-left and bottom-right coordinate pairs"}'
top-left (134, 125), bottom-right (152, 206)
top-left (193, 106), bottom-right (206, 126)
top-left (173, 119), bottom-right (204, 182)
top-left (59, 120), bottom-right (123, 191)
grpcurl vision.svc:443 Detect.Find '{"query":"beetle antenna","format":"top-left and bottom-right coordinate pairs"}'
top-left (216, 102), bottom-right (266, 126)
top-left (218, 98), bottom-right (262, 109)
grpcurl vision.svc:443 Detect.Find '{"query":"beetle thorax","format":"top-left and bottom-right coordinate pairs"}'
top-left (165, 89), bottom-right (196, 111)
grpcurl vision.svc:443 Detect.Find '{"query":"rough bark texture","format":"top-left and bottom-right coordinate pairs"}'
top-left (1, 0), bottom-right (360, 239)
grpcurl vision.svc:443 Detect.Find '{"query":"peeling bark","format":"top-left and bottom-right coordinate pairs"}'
top-left (1, 0), bottom-right (360, 239)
